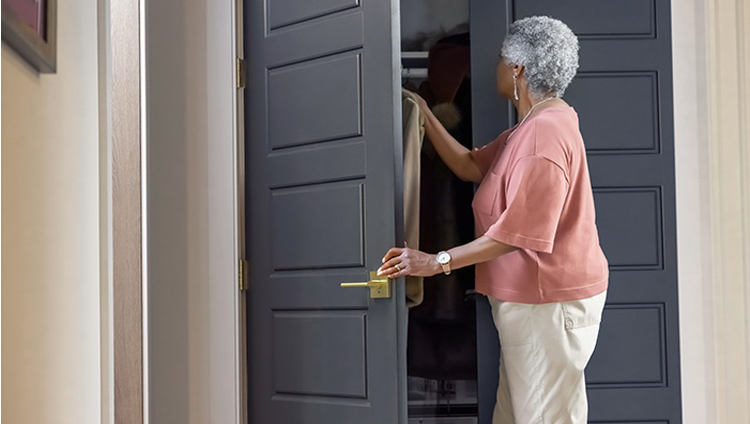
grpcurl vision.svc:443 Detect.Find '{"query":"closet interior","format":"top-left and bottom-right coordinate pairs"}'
top-left (401, 1), bottom-right (478, 423)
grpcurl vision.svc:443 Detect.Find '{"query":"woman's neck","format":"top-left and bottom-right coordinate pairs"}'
top-left (513, 93), bottom-right (560, 124)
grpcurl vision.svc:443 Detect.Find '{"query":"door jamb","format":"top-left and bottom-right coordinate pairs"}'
top-left (235, 0), bottom-right (249, 420)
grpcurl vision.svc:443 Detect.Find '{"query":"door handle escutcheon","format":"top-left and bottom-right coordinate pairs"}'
top-left (340, 271), bottom-right (391, 299)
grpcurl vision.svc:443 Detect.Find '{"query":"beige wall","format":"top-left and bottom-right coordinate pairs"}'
top-left (703, 0), bottom-right (750, 422)
top-left (673, 0), bottom-right (750, 423)
top-left (1, 1), bottom-right (103, 423)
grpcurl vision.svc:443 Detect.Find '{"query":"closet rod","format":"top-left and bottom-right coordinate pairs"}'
top-left (401, 52), bottom-right (428, 71)
top-left (401, 67), bottom-right (428, 79)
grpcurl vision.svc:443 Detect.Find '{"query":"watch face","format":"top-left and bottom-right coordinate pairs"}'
top-left (437, 252), bottom-right (450, 264)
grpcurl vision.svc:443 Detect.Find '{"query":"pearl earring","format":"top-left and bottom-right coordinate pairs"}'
top-left (513, 74), bottom-right (519, 101)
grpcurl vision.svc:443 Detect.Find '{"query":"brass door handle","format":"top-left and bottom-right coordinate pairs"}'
top-left (340, 271), bottom-right (391, 298)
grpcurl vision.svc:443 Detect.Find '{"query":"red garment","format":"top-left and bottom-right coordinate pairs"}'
top-left (471, 106), bottom-right (609, 304)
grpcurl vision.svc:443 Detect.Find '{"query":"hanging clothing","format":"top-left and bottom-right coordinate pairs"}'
top-left (403, 88), bottom-right (425, 307)
top-left (407, 77), bottom-right (477, 381)
top-left (406, 33), bottom-right (478, 381)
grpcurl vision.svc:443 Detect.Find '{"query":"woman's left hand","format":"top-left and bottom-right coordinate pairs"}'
top-left (376, 243), bottom-right (441, 279)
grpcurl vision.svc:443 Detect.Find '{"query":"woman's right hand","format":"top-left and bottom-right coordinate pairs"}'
top-left (409, 91), bottom-right (482, 183)
top-left (414, 93), bottom-right (430, 115)
top-left (376, 243), bottom-right (441, 279)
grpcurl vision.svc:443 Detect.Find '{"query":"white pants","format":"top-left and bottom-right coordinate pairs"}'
top-left (488, 290), bottom-right (607, 424)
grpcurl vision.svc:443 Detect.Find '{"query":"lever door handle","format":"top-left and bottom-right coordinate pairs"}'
top-left (340, 271), bottom-right (391, 298)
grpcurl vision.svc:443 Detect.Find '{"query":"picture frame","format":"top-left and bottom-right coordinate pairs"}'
top-left (2, 0), bottom-right (57, 73)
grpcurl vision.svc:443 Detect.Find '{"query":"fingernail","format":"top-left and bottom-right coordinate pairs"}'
top-left (382, 257), bottom-right (385, 263)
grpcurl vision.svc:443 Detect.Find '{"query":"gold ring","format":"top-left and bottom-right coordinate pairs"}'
top-left (395, 264), bottom-right (401, 271)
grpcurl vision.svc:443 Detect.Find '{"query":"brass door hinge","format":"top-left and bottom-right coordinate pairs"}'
top-left (239, 258), bottom-right (249, 291)
top-left (236, 57), bottom-right (246, 89)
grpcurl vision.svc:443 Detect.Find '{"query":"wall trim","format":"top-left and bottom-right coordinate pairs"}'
top-left (111, 0), bottom-right (144, 422)
top-left (706, 0), bottom-right (750, 423)
top-left (672, 1), bottom-right (716, 422)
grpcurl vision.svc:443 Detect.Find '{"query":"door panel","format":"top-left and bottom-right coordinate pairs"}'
top-left (515, 0), bottom-right (656, 37)
top-left (267, 0), bottom-right (359, 30)
top-left (570, 73), bottom-right (659, 154)
top-left (272, 310), bottom-right (368, 397)
top-left (268, 53), bottom-right (362, 149)
top-left (244, 0), bottom-right (407, 422)
top-left (472, 1), bottom-right (682, 423)
top-left (270, 181), bottom-right (365, 270)
top-left (594, 188), bottom-right (663, 269)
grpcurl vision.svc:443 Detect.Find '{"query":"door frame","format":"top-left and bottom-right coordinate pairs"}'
top-left (107, 0), bottom-right (245, 422)
top-left (109, 0), bottom-right (145, 422)
top-left (104, 0), bottom-right (749, 423)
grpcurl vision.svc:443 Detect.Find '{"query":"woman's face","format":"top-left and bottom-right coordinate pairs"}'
top-left (496, 57), bottom-right (515, 99)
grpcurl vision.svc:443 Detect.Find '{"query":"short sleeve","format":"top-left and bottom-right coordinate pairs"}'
top-left (471, 131), bottom-right (510, 176)
top-left (484, 155), bottom-right (569, 253)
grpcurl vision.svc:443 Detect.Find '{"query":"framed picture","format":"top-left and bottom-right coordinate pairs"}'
top-left (2, 0), bottom-right (57, 73)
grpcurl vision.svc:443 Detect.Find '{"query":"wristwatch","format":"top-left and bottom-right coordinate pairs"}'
top-left (436, 251), bottom-right (452, 275)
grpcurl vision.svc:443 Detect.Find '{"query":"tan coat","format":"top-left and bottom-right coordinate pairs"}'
top-left (402, 88), bottom-right (425, 307)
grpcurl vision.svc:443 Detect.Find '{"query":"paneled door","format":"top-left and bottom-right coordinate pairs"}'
top-left (244, 0), bottom-right (407, 423)
top-left (471, 1), bottom-right (683, 423)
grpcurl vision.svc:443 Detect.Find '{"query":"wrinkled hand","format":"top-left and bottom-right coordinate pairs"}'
top-left (414, 93), bottom-right (429, 113)
top-left (376, 243), bottom-right (440, 279)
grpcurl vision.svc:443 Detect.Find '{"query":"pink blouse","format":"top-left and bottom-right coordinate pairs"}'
top-left (470, 106), bottom-right (608, 304)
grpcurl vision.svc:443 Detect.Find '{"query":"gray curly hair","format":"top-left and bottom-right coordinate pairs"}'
top-left (501, 16), bottom-right (579, 98)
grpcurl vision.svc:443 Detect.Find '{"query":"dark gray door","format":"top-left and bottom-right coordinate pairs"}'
top-left (471, 1), bottom-right (682, 423)
top-left (244, 0), bottom-right (406, 423)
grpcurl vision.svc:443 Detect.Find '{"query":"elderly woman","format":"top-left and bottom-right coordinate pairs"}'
top-left (378, 16), bottom-right (609, 424)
